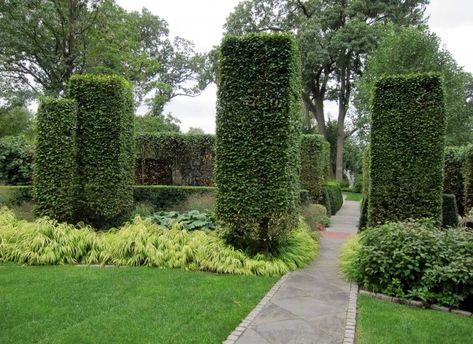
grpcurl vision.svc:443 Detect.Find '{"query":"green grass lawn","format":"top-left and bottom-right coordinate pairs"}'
top-left (0, 265), bottom-right (277, 344)
top-left (357, 295), bottom-right (473, 344)
top-left (344, 192), bottom-right (363, 202)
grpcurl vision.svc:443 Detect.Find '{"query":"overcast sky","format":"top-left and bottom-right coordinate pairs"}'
top-left (116, 0), bottom-right (473, 133)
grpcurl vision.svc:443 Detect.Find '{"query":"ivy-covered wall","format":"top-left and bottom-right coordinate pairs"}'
top-left (215, 33), bottom-right (303, 252)
top-left (135, 133), bottom-right (214, 186)
top-left (368, 74), bottom-right (446, 225)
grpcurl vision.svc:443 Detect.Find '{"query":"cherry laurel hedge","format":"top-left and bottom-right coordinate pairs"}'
top-left (68, 74), bottom-right (134, 228)
top-left (34, 98), bottom-right (77, 222)
top-left (216, 33), bottom-right (303, 252)
top-left (300, 134), bottom-right (330, 203)
top-left (368, 74), bottom-right (446, 226)
top-left (135, 133), bottom-right (214, 186)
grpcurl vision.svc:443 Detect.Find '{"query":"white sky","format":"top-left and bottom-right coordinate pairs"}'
top-left (117, 0), bottom-right (473, 133)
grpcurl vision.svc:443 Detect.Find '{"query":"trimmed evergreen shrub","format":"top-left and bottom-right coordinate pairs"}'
top-left (300, 134), bottom-right (329, 202)
top-left (215, 33), bottom-right (303, 252)
top-left (368, 74), bottom-right (446, 226)
top-left (68, 74), bottom-right (135, 228)
top-left (442, 193), bottom-right (458, 228)
top-left (443, 146), bottom-right (466, 215)
top-left (320, 187), bottom-right (332, 216)
top-left (34, 98), bottom-right (77, 222)
top-left (325, 182), bottom-right (343, 215)
top-left (359, 195), bottom-right (368, 230)
top-left (135, 133), bottom-right (214, 186)
top-left (362, 147), bottom-right (370, 196)
top-left (464, 145), bottom-right (473, 213)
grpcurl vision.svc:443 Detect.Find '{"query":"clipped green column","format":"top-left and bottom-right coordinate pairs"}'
top-left (34, 97), bottom-right (77, 222)
top-left (215, 33), bottom-right (303, 252)
top-left (300, 134), bottom-right (329, 202)
top-left (368, 74), bottom-right (446, 225)
top-left (68, 74), bottom-right (134, 228)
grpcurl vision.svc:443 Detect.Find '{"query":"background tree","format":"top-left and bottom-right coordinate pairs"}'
top-left (0, 0), bottom-right (210, 113)
top-left (225, 0), bottom-right (428, 180)
top-left (354, 26), bottom-right (473, 146)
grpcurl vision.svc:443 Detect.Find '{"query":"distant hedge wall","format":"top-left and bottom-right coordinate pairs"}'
top-left (464, 146), bottom-right (473, 213)
top-left (135, 133), bottom-right (214, 186)
top-left (443, 146), bottom-right (466, 215)
top-left (368, 74), bottom-right (446, 226)
top-left (215, 33), bottom-right (303, 252)
top-left (442, 193), bottom-right (458, 228)
top-left (68, 74), bottom-right (134, 228)
top-left (34, 98), bottom-right (77, 222)
top-left (300, 134), bottom-right (329, 202)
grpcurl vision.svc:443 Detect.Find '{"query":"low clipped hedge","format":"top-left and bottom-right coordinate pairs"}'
top-left (0, 208), bottom-right (318, 276)
top-left (342, 220), bottom-right (473, 308)
top-left (442, 193), bottom-right (459, 228)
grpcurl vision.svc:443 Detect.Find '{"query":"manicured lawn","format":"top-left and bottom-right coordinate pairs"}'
top-left (344, 192), bottom-right (363, 202)
top-left (357, 295), bottom-right (473, 344)
top-left (0, 265), bottom-right (277, 344)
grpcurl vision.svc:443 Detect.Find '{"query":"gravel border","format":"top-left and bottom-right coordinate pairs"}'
top-left (223, 272), bottom-right (290, 344)
top-left (359, 289), bottom-right (473, 317)
top-left (342, 283), bottom-right (358, 344)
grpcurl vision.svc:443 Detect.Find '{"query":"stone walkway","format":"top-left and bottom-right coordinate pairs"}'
top-left (234, 198), bottom-right (360, 344)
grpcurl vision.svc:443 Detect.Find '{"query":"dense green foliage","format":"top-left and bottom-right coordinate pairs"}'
top-left (0, 266), bottom-right (277, 344)
top-left (359, 195), bottom-right (369, 230)
top-left (68, 74), bottom-right (134, 228)
top-left (357, 295), bottom-right (473, 344)
top-left (443, 146), bottom-right (466, 215)
top-left (0, 106), bottom-right (34, 138)
top-left (301, 204), bottom-right (330, 229)
top-left (0, 208), bottom-right (318, 276)
top-left (355, 26), bottom-right (473, 145)
top-left (323, 182), bottom-right (344, 215)
top-left (300, 134), bottom-right (329, 202)
top-left (150, 210), bottom-right (215, 231)
top-left (442, 194), bottom-right (459, 228)
top-left (0, 186), bottom-right (33, 207)
top-left (368, 74), bottom-right (446, 226)
top-left (34, 98), bottom-right (77, 222)
top-left (136, 133), bottom-right (214, 185)
top-left (362, 147), bottom-right (370, 195)
top-left (341, 220), bottom-right (473, 308)
top-left (215, 33), bottom-right (303, 252)
top-left (0, 136), bottom-right (33, 185)
top-left (134, 114), bottom-right (180, 135)
top-left (464, 146), bottom-right (473, 213)
top-left (134, 185), bottom-right (215, 210)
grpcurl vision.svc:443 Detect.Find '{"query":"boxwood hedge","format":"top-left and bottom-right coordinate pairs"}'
top-left (300, 134), bottom-right (329, 203)
top-left (34, 97), bottom-right (77, 222)
top-left (444, 146), bottom-right (466, 215)
top-left (368, 74), bottom-right (446, 226)
top-left (215, 33), bottom-right (303, 252)
top-left (68, 74), bottom-right (135, 228)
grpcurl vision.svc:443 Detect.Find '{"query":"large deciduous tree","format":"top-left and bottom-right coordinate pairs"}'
top-left (0, 0), bottom-right (209, 112)
top-left (354, 26), bottom-right (473, 146)
top-left (225, 0), bottom-right (428, 180)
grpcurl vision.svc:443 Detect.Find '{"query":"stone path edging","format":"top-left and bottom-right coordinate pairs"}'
top-left (223, 273), bottom-right (290, 344)
top-left (342, 283), bottom-right (358, 344)
top-left (359, 289), bottom-right (473, 317)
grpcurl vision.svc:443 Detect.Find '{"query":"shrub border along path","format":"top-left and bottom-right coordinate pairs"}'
top-left (227, 198), bottom-right (360, 344)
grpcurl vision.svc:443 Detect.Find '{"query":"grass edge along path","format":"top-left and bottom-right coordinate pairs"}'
top-left (0, 265), bottom-right (278, 344)
top-left (356, 294), bottom-right (473, 344)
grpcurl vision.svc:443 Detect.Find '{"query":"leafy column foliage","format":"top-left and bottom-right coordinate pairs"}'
top-left (215, 33), bottom-right (303, 253)
top-left (464, 146), bottom-right (473, 214)
top-left (443, 146), bottom-right (467, 215)
top-left (68, 74), bottom-right (134, 228)
top-left (300, 134), bottom-right (329, 202)
top-left (368, 74), bottom-right (446, 226)
top-left (34, 97), bottom-right (77, 222)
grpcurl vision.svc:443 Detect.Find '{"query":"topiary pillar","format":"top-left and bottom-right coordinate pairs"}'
top-left (34, 97), bottom-right (78, 222)
top-left (215, 33), bottom-right (303, 252)
top-left (368, 74), bottom-right (446, 226)
top-left (300, 134), bottom-right (329, 203)
top-left (68, 74), bottom-right (134, 228)
top-left (464, 145), bottom-right (473, 214)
